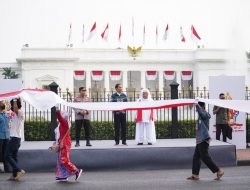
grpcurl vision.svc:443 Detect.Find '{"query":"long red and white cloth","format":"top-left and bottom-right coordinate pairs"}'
top-left (1, 89), bottom-right (250, 113)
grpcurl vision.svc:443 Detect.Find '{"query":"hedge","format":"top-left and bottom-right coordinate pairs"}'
top-left (24, 120), bottom-right (196, 141)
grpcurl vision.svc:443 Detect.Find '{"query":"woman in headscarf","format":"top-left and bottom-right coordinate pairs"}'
top-left (134, 89), bottom-right (156, 145)
top-left (54, 108), bottom-right (82, 181)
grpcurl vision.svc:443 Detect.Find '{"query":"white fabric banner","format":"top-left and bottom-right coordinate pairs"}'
top-left (209, 76), bottom-right (246, 149)
top-left (2, 89), bottom-right (250, 114)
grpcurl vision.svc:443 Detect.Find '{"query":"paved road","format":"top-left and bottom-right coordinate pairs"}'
top-left (1, 166), bottom-right (250, 190)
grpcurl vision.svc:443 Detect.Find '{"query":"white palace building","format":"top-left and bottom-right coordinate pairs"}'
top-left (1, 47), bottom-right (250, 95)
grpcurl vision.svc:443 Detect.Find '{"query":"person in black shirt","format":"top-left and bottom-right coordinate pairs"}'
top-left (111, 84), bottom-right (128, 145)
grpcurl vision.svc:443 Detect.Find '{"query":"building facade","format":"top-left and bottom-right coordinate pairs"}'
top-left (13, 47), bottom-right (249, 95)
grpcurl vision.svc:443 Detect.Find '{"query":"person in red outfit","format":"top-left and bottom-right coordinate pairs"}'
top-left (54, 108), bottom-right (82, 181)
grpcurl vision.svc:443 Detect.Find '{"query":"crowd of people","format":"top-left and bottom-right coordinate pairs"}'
top-left (0, 83), bottom-right (231, 181)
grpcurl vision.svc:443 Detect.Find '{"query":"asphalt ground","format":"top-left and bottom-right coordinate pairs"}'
top-left (0, 166), bottom-right (250, 190)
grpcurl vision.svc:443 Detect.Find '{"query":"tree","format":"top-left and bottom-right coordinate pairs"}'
top-left (2, 67), bottom-right (19, 79)
top-left (246, 51), bottom-right (250, 59)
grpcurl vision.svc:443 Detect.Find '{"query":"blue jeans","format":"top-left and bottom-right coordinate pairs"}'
top-left (5, 137), bottom-right (21, 176)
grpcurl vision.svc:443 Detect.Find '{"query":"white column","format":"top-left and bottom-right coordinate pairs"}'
top-left (141, 71), bottom-right (146, 89)
top-left (122, 71), bottom-right (127, 90)
top-left (176, 71), bottom-right (182, 87)
top-left (64, 69), bottom-right (74, 92)
top-left (104, 71), bottom-right (110, 91)
top-left (86, 70), bottom-right (91, 91)
top-left (192, 70), bottom-right (199, 89)
top-left (158, 71), bottom-right (163, 92)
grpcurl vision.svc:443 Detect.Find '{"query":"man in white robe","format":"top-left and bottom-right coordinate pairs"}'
top-left (134, 89), bottom-right (156, 145)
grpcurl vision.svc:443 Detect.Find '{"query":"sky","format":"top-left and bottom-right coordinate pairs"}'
top-left (0, 0), bottom-right (250, 62)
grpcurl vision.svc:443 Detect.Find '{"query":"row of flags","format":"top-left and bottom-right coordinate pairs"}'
top-left (67, 21), bottom-right (201, 46)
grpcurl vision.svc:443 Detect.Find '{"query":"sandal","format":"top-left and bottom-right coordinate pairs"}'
top-left (187, 175), bottom-right (199, 180)
top-left (214, 169), bottom-right (224, 180)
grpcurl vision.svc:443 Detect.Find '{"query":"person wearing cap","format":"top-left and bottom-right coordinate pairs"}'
top-left (74, 87), bottom-right (92, 147)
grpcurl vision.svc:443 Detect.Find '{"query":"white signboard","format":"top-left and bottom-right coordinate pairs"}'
top-left (209, 76), bottom-right (246, 149)
top-left (0, 79), bottom-right (22, 94)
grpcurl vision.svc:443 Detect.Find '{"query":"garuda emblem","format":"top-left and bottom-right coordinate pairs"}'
top-left (127, 46), bottom-right (142, 58)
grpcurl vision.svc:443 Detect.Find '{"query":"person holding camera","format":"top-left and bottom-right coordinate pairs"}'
top-left (5, 98), bottom-right (25, 180)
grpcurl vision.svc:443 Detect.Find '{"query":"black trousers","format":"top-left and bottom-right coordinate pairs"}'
top-left (5, 137), bottom-right (21, 177)
top-left (75, 119), bottom-right (91, 143)
top-left (216, 124), bottom-right (228, 142)
top-left (0, 139), bottom-right (10, 172)
top-left (192, 141), bottom-right (219, 175)
top-left (114, 112), bottom-right (127, 143)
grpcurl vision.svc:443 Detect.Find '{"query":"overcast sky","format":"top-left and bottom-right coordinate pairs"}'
top-left (0, 0), bottom-right (249, 62)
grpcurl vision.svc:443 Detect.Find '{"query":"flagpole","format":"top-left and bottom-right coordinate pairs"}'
top-left (67, 23), bottom-right (72, 47)
top-left (143, 24), bottom-right (145, 46)
top-left (82, 24), bottom-right (84, 44)
top-left (118, 23), bottom-right (122, 49)
top-left (155, 24), bottom-right (158, 47)
top-left (132, 16), bottom-right (134, 46)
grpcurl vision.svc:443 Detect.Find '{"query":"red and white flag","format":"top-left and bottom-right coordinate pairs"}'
top-left (118, 24), bottom-right (122, 42)
top-left (163, 24), bottom-right (169, 41)
top-left (82, 24), bottom-right (85, 43)
top-left (155, 25), bottom-right (158, 45)
top-left (143, 24), bottom-right (146, 45)
top-left (180, 26), bottom-right (185, 43)
top-left (87, 22), bottom-right (96, 41)
top-left (101, 23), bottom-right (109, 41)
top-left (191, 25), bottom-right (201, 43)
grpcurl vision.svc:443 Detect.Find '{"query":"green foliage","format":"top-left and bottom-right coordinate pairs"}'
top-left (24, 120), bottom-right (196, 141)
top-left (2, 67), bottom-right (19, 79)
top-left (24, 121), bottom-right (51, 141)
top-left (247, 119), bottom-right (250, 143)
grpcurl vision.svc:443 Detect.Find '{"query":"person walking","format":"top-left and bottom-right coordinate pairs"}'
top-left (54, 108), bottom-right (82, 181)
top-left (5, 98), bottom-right (25, 180)
top-left (187, 101), bottom-right (224, 180)
top-left (0, 102), bottom-right (10, 173)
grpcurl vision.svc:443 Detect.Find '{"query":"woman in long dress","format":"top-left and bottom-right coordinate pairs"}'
top-left (134, 89), bottom-right (156, 145)
top-left (54, 109), bottom-right (82, 181)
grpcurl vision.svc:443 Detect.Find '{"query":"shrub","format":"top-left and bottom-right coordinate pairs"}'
top-left (24, 120), bottom-right (196, 141)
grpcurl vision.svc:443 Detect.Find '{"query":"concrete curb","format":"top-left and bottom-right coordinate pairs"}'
top-left (237, 160), bottom-right (250, 166)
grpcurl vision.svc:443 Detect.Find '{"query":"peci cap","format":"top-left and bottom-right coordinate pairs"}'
top-left (79, 87), bottom-right (87, 92)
